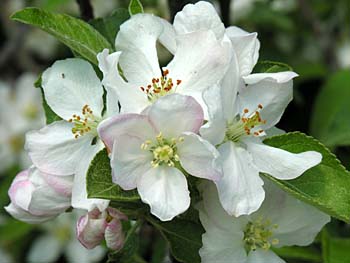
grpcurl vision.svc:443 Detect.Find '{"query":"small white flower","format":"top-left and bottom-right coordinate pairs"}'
top-left (97, 4), bottom-right (231, 116)
top-left (24, 58), bottom-right (116, 211)
top-left (98, 94), bottom-right (221, 221)
top-left (198, 181), bottom-right (330, 263)
top-left (27, 210), bottom-right (106, 263)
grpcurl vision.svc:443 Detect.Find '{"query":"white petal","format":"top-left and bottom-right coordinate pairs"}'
top-left (97, 49), bottom-right (147, 114)
top-left (25, 121), bottom-right (93, 175)
top-left (42, 58), bottom-right (104, 120)
top-left (177, 132), bottom-right (221, 181)
top-left (157, 17), bottom-right (177, 54)
top-left (116, 14), bottom-right (162, 85)
top-left (174, 1), bottom-right (225, 40)
top-left (65, 240), bottom-right (106, 263)
top-left (98, 114), bottom-right (156, 151)
top-left (4, 203), bottom-right (55, 224)
top-left (148, 94), bottom-right (203, 138)
top-left (27, 235), bottom-right (62, 263)
top-left (200, 84), bottom-right (226, 146)
top-left (137, 166), bottom-right (190, 221)
top-left (216, 142), bottom-right (265, 216)
top-left (72, 141), bottom-right (109, 211)
top-left (226, 26), bottom-right (260, 76)
top-left (255, 180), bottom-right (330, 247)
top-left (246, 140), bottom-right (322, 180)
top-left (239, 71), bottom-right (298, 130)
top-left (167, 30), bottom-right (231, 95)
top-left (247, 249), bottom-right (285, 263)
top-left (111, 135), bottom-right (152, 190)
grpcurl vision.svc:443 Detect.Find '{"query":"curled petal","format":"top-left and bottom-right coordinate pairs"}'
top-left (105, 219), bottom-right (125, 250)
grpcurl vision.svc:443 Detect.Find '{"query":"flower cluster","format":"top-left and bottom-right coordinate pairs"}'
top-left (5, 1), bottom-right (330, 261)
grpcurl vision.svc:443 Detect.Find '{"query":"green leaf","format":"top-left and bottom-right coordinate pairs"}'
top-left (310, 70), bottom-right (350, 147)
top-left (322, 230), bottom-right (350, 263)
top-left (11, 8), bottom-right (112, 65)
top-left (90, 8), bottom-right (130, 48)
top-left (263, 132), bottom-right (350, 222)
top-left (146, 214), bottom-right (204, 263)
top-left (128, 0), bottom-right (144, 16)
top-left (108, 220), bottom-right (140, 263)
top-left (253, 60), bottom-right (293, 73)
top-left (86, 149), bottom-right (140, 202)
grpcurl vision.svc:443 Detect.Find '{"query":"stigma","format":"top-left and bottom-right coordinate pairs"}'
top-left (139, 69), bottom-right (182, 103)
top-left (225, 104), bottom-right (267, 142)
top-left (68, 105), bottom-right (101, 139)
top-left (243, 216), bottom-right (279, 252)
top-left (141, 132), bottom-right (184, 168)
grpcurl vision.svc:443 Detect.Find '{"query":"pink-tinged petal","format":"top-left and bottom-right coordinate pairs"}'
top-left (174, 1), bottom-right (225, 40)
top-left (42, 58), bottom-right (104, 120)
top-left (25, 121), bottom-right (93, 176)
top-left (41, 172), bottom-right (73, 198)
top-left (107, 207), bottom-right (128, 221)
top-left (246, 140), bottom-right (322, 180)
top-left (76, 209), bottom-right (107, 249)
top-left (111, 135), bottom-right (152, 190)
top-left (216, 142), bottom-right (265, 216)
top-left (177, 132), bottom-right (222, 181)
top-left (5, 203), bottom-right (55, 224)
top-left (148, 94), bottom-right (204, 138)
top-left (116, 14), bottom-right (162, 86)
top-left (98, 114), bottom-right (156, 152)
top-left (8, 169), bottom-right (34, 211)
top-left (137, 166), bottom-right (190, 221)
top-left (105, 219), bottom-right (125, 250)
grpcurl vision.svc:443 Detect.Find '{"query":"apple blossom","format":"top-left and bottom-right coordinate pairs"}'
top-left (97, 7), bottom-right (231, 115)
top-left (98, 94), bottom-right (221, 221)
top-left (198, 181), bottom-right (330, 263)
top-left (77, 207), bottom-right (127, 250)
top-left (5, 166), bottom-right (73, 223)
top-left (24, 58), bottom-right (117, 211)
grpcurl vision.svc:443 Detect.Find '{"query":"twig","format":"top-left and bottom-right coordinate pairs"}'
top-left (76, 0), bottom-right (94, 21)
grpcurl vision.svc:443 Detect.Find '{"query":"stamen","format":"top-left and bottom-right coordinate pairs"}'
top-left (70, 104), bottom-right (101, 139)
top-left (139, 69), bottom-right (182, 102)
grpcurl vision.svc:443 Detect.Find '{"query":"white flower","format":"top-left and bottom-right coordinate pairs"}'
top-left (27, 210), bottom-right (106, 263)
top-left (97, 4), bottom-right (231, 116)
top-left (0, 74), bottom-right (45, 173)
top-left (180, 3), bottom-right (322, 216)
top-left (77, 207), bottom-right (127, 250)
top-left (98, 94), bottom-right (221, 221)
top-left (5, 166), bottom-right (73, 224)
top-left (24, 58), bottom-right (116, 211)
top-left (198, 181), bottom-right (330, 263)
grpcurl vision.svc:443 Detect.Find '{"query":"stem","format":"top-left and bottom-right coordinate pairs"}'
top-left (76, 0), bottom-right (94, 21)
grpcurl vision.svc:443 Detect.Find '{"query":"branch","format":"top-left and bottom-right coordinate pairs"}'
top-left (76, 0), bottom-right (94, 21)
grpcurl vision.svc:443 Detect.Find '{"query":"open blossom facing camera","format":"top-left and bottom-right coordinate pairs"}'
top-left (198, 181), bottom-right (330, 263)
top-left (24, 58), bottom-right (118, 211)
top-left (98, 94), bottom-right (221, 221)
top-left (97, 6), bottom-right (231, 115)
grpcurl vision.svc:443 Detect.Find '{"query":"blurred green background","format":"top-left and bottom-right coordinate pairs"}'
top-left (0, 0), bottom-right (349, 262)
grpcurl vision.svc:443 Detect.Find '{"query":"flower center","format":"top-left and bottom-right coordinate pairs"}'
top-left (139, 69), bottom-right (182, 103)
top-left (68, 105), bottom-right (101, 139)
top-left (23, 103), bottom-right (39, 120)
top-left (141, 132), bottom-right (184, 168)
top-left (225, 104), bottom-right (266, 142)
top-left (243, 217), bottom-right (279, 252)
top-left (53, 225), bottom-right (72, 243)
top-left (9, 135), bottom-right (24, 153)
